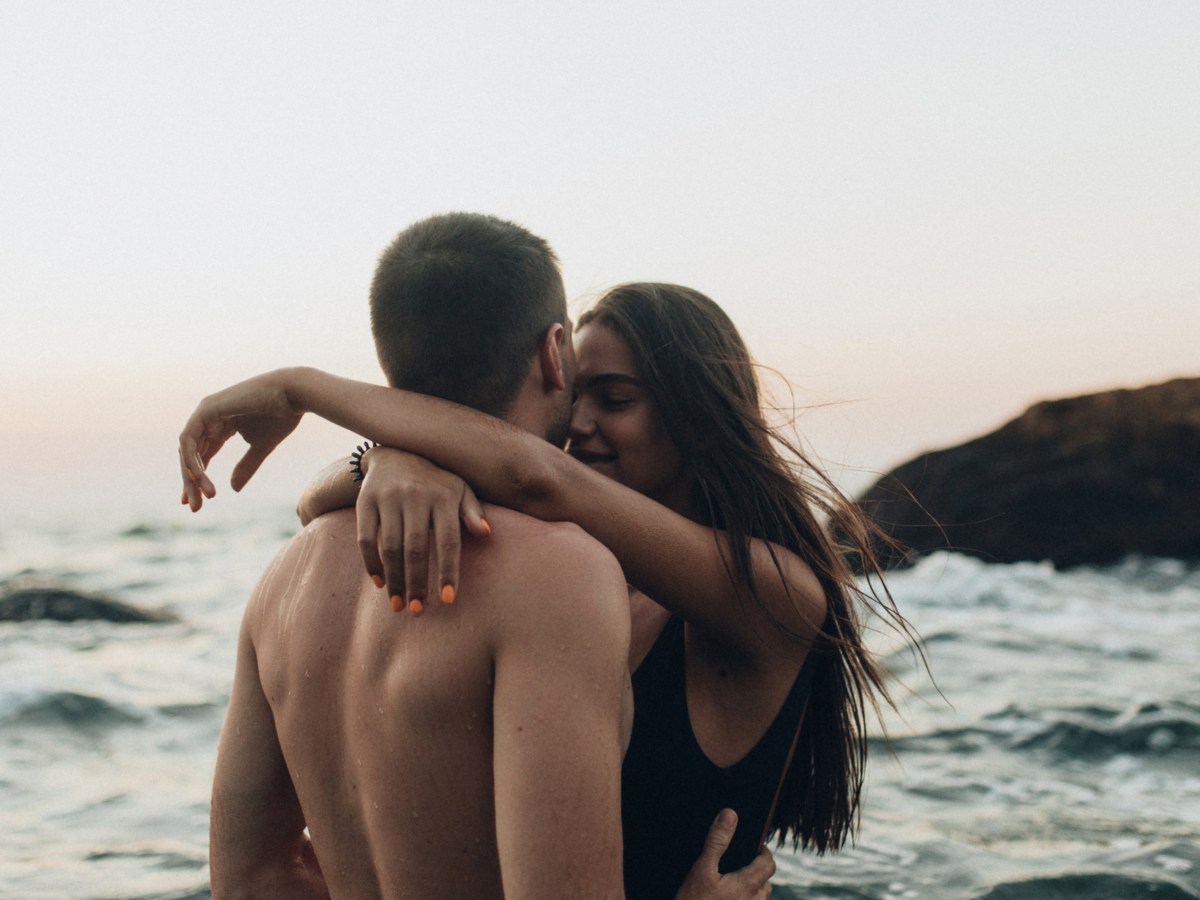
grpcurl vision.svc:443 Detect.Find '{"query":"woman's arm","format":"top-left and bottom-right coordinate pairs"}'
top-left (179, 367), bottom-right (530, 510)
top-left (179, 367), bottom-right (824, 657)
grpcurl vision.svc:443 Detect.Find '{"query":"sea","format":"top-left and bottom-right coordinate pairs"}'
top-left (2, 492), bottom-right (1198, 899)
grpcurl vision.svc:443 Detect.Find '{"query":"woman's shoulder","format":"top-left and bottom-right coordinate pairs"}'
top-left (755, 538), bottom-right (827, 607)
top-left (737, 538), bottom-right (829, 651)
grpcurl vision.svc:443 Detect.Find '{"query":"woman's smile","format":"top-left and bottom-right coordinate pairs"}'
top-left (568, 446), bottom-right (617, 466)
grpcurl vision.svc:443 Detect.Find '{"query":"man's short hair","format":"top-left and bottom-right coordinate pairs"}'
top-left (370, 213), bottom-right (566, 417)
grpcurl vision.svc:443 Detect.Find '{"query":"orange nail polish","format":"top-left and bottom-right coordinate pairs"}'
top-left (480, 518), bottom-right (492, 537)
top-left (390, 595), bottom-right (403, 613)
top-left (371, 575), bottom-right (385, 589)
top-left (409, 598), bottom-right (425, 616)
top-left (441, 584), bottom-right (456, 604)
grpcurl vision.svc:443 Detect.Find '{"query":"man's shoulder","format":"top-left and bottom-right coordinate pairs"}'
top-left (247, 509), bottom-right (363, 619)
top-left (481, 505), bottom-right (618, 573)
top-left (476, 506), bottom-right (627, 629)
top-left (272, 508), bottom-right (359, 565)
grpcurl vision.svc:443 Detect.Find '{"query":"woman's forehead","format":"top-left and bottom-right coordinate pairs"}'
top-left (576, 321), bottom-right (636, 373)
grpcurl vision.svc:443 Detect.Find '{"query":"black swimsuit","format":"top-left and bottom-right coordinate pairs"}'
top-left (621, 616), bottom-right (813, 899)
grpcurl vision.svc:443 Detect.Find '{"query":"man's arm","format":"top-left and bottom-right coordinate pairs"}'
top-left (210, 610), bottom-right (328, 900)
top-left (491, 527), bottom-right (631, 899)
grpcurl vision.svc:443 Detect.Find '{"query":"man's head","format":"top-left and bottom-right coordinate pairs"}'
top-left (370, 213), bottom-right (574, 444)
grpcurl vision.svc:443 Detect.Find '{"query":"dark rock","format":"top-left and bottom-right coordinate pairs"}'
top-left (0, 587), bottom-right (177, 623)
top-left (856, 377), bottom-right (1200, 568)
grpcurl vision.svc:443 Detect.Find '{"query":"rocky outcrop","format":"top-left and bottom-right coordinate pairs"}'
top-left (856, 377), bottom-right (1200, 568)
top-left (0, 587), bottom-right (178, 623)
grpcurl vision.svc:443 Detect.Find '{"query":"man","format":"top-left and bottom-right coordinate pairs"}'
top-left (192, 214), bottom-right (632, 898)
top-left (183, 214), bottom-right (773, 899)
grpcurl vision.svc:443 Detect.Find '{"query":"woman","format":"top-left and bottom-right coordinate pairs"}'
top-left (181, 283), bottom-right (911, 899)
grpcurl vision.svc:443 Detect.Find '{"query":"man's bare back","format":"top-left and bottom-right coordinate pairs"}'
top-left (210, 506), bottom-right (632, 899)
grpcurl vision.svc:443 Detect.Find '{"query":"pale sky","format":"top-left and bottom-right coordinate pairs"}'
top-left (2, 2), bottom-right (1198, 512)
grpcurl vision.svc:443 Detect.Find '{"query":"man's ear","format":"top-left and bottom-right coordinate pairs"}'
top-left (537, 322), bottom-right (567, 392)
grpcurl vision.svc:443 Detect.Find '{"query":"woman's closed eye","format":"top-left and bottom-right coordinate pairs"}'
top-left (599, 393), bottom-right (635, 411)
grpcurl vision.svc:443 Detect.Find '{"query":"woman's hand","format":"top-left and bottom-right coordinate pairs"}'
top-left (355, 447), bottom-right (489, 614)
top-left (178, 369), bottom-right (304, 511)
top-left (675, 810), bottom-right (776, 900)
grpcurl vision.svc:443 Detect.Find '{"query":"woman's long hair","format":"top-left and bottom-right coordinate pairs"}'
top-left (579, 283), bottom-right (916, 853)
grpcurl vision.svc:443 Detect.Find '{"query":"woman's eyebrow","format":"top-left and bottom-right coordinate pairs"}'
top-left (577, 373), bottom-right (642, 389)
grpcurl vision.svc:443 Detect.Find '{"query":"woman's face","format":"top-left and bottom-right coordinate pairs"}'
top-left (568, 322), bottom-right (694, 514)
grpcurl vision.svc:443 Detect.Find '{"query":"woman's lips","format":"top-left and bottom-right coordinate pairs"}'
top-left (569, 448), bottom-right (616, 465)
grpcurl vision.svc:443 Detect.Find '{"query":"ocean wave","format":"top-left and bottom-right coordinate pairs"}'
top-left (1005, 703), bottom-right (1200, 759)
top-left (119, 889), bottom-right (210, 900)
top-left (157, 701), bottom-right (221, 719)
top-left (2, 690), bottom-right (144, 729)
top-left (1101, 556), bottom-right (1200, 594)
top-left (895, 551), bottom-right (1200, 610)
top-left (875, 725), bottom-right (999, 756)
top-left (772, 875), bottom-right (1199, 900)
top-left (886, 702), bottom-right (1200, 759)
top-left (974, 872), bottom-right (1199, 899)
top-left (1109, 841), bottom-right (1200, 878)
top-left (86, 844), bottom-right (206, 872)
top-left (120, 523), bottom-right (166, 539)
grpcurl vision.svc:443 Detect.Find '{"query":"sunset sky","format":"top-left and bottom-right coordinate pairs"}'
top-left (2, 2), bottom-right (1197, 513)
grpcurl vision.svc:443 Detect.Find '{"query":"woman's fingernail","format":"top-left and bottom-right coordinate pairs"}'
top-left (390, 595), bottom-right (403, 613)
top-left (409, 598), bottom-right (425, 616)
top-left (371, 575), bottom-right (385, 589)
top-left (441, 584), bottom-right (456, 604)
top-left (480, 518), bottom-right (492, 537)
